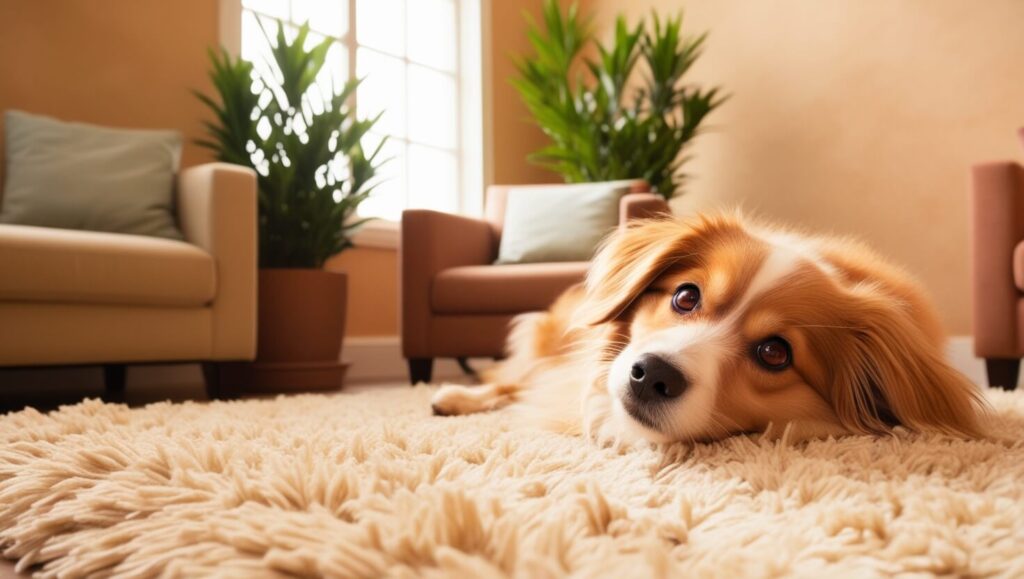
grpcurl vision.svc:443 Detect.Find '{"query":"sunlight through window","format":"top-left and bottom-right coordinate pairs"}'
top-left (240, 0), bottom-right (471, 221)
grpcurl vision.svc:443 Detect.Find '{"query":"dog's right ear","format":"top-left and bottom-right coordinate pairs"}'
top-left (824, 282), bottom-right (987, 438)
top-left (576, 218), bottom-right (700, 326)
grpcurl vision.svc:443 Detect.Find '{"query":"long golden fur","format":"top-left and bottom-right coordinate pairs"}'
top-left (431, 213), bottom-right (986, 444)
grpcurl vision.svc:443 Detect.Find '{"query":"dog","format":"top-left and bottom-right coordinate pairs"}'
top-left (430, 213), bottom-right (986, 445)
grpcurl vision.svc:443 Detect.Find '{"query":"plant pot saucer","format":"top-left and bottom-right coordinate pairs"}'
top-left (211, 360), bottom-right (349, 397)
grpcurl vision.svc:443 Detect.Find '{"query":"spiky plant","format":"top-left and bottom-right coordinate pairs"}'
top-left (512, 0), bottom-right (724, 199)
top-left (195, 20), bottom-right (384, 268)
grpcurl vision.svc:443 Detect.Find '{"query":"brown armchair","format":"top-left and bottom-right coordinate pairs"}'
top-left (400, 182), bottom-right (669, 383)
top-left (970, 128), bottom-right (1024, 389)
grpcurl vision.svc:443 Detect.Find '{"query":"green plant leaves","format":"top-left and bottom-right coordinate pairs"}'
top-left (194, 20), bottom-right (384, 268)
top-left (513, 0), bottom-right (725, 199)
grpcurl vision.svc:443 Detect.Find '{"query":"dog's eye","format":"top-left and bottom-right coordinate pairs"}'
top-left (671, 284), bottom-right (701, 313)
top-left (755, 337), bottom-right (791, 370)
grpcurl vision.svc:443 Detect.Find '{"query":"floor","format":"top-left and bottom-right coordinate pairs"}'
top-left (4, 376), bottom-right (1020, 575)
top-left (1, 379), bottom-right (197, 577)
top-left (0, 358), bottom-right (998, 576)
top-left (0, 375), bottom-right (423, 577)
top-left (0, 381), bottom-right (195, 577)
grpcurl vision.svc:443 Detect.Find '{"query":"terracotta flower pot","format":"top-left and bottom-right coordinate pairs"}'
top-left (212, 269), bottom-right (349, 396)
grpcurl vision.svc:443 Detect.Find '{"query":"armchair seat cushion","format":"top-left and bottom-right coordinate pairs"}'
top-left (432, 262), bottom-right (589, 315)
top-left (0, 224), bottom-right (215, 307)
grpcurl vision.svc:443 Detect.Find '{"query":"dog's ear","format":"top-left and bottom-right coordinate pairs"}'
top-left (576, 218), bottom-right (699, 326)
top-left (825, 286), bottom-right (986, 437)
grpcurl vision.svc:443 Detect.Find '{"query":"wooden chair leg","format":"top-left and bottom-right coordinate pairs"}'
top-left (456, 357), bottom-right (477, 378)
top-left (985, 358), bottom-right (1021, 390)
top-left (408, 358), bottom-right (434, 385)
top-left (202, 363), bottom-right (223, 400)
top-left (102, 364), bottom-right (127, 403)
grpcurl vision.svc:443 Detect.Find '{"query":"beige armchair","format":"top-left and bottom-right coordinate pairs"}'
top-left (970, 129), bottom-right (1024, 390)
top-left (400, 182), bottom-right (669, 384)
top-left (0, 162), bottom-right (258, 398)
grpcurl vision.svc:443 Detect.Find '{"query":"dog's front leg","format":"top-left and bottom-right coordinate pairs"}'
top-left (430, 383), bottom-right (521, 416)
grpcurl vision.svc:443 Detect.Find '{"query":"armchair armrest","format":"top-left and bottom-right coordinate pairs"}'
top-left (970, 161), bottom-right (1024, 357)
top-left (401, 210), bottom-right (497, 357)
top-left (178, 162), bottom-right (258, 360)
top-left (619, 192), bottom-right (670, 223)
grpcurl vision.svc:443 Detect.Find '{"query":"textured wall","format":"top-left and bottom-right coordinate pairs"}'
top-left (488, 0), bottom-right (561, 186)
top-left (584, 0), bottom-right (1024, 333)
top-left (325, 248), bottom-right (399, 337)
top-left (0, 0), bottom-right (219, 183)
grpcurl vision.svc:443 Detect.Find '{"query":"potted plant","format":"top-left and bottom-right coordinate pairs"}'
top-left (195, 21), bottom-right (384, 394)
top-left (513, 0), bottom-right (725, 199)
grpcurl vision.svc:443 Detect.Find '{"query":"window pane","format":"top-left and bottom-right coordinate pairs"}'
top-left (408, 145), bottom-right (458, 213)
top-left (241, 10), bottom-right (279, 84)
top-left (356, 0), bottom-right (405, 56)
top-left (356, 49), bottom-right (406, 138)
top-left (407, 65), bottom-right (457, 149)
top-left (312, 41), bottom-right (348, 111)
top-left (242, 0), bottom-right (288, 19)
top-left (241, 0), bottom-right (474, 221)
top-left (359, 135), bottom-right (406, 221)
top-left (407, 0), bottom-right (457, 71)
top-left (291, 0), bottom-right (348, 38)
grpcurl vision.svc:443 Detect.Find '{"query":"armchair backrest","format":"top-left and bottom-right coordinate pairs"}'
top-left (482, 180), bottom-right (650, 240)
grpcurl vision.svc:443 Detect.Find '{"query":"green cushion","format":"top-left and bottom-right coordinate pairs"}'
top-left (1, 110), bottom-right (183, 240)
top-left (495, 182), bottom-right (633, 264)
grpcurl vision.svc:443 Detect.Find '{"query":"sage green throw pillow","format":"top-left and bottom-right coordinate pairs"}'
top-left (495, 181), bottom-right (633, 264)
top-left (1, 110), bottom-right (183, 240)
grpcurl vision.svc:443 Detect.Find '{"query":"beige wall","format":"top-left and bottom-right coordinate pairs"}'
top-left (583, 0), bottom-right (1024, 334)
top-left (0, 0), bottom-right (219, 182)
top-left (325, 248), bottom-right (399, 337)
top-left (489, 0), bottom-right (562, 185)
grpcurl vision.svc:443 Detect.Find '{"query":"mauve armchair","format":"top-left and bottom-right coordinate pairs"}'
top-left (400, 182), bottom-right (669, 384)
top-left (970, 128), bottom-right (1024, 389)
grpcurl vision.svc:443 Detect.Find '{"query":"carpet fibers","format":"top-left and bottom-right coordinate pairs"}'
top-left (2, 386), bottom-right (1024, 577)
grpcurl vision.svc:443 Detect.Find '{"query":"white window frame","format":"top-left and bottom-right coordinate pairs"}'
top-left (218, 0), bottom-right (490, 249)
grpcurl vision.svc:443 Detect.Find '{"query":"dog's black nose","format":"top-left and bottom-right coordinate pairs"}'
top-left (629, 354), bottom-right (687, 402)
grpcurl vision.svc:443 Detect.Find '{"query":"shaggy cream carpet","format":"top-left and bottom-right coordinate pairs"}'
top-left (1, 386), bottom-right (1023, 578)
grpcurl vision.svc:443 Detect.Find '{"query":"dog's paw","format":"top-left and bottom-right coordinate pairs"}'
top-left (585, 410), bottom-right (638, 451)
top-left (430, 383), bottom-right (469, 416)
top-left (588, 419), bottom-right (623, 449)
top-left (431, 382), bottom-right (519, 417)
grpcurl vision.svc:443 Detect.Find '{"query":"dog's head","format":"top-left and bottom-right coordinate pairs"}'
top-left (579, 213), bottom-right (984, 443)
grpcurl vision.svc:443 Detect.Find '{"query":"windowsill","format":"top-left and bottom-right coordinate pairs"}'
top-left (351, 219), bottom-right (399, 250)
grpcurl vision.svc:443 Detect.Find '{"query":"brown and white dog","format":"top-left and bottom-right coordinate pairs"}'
top-left (430, 213), bottom-right (986, 444)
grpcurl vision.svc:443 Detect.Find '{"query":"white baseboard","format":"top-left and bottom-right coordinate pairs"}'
top-left (343, 336), bottom-right (495, 383)
top-left (128, 338), bottom-right (491, 385)
top-left (127, 337), bottom-right (478, 386)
